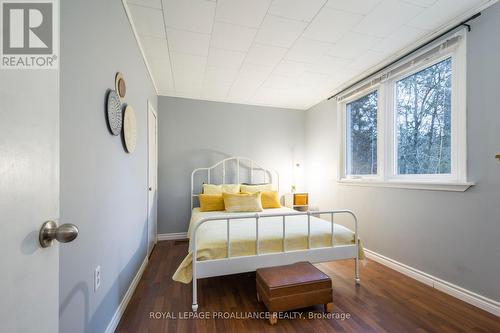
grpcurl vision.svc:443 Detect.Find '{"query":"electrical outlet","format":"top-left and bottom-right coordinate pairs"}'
top-left (94, 265), bottom-right (101, 292)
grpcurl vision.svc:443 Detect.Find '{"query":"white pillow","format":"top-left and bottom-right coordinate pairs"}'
top-left (240, 184), bottom-right (274, 193)
top-left (202, 183), bottom-right (240, 195)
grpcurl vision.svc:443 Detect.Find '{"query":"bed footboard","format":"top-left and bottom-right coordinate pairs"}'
top-left (190, 210), bottom-right (360, 312)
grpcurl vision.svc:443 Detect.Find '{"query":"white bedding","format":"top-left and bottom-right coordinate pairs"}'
top-left (173, 207), bottom-right (362, 283)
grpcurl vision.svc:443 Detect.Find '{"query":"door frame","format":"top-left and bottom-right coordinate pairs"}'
top-left (147, 100), bottom-right (158, 257)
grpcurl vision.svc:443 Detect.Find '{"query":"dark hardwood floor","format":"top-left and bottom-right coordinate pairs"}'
top-left (116, 240), bottom-right (500, 332)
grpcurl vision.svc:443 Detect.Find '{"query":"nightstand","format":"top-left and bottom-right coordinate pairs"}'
top-left (284, 193), bottom-right (309, 211)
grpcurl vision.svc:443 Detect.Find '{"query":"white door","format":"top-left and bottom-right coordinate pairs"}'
top-left (147, 101), bottom-right (158, 256)
top-left (0, 64), bottom-right (60, 329)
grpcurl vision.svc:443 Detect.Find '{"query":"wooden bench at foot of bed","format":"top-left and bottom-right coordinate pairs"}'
top-left (256, 261), bottom-right (333, 325)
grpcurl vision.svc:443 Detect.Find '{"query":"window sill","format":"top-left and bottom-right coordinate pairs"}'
top-left (338, 179), bottom-right (474, 192)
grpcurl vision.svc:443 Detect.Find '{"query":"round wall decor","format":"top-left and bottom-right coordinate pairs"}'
top-left (115, 72), bottom-right (126, 100)
top-left (123, 105), bottom-right (137, 153)
top-left (106, 90), bottom-right (122, 136)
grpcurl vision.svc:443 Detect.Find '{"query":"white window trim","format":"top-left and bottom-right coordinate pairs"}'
top-left (337, 30), bottom-right (473, 192)
top-left (339, 87), bottom-right (382, 181)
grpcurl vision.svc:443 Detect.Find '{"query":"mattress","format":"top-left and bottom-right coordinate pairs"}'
top-left (173, 207), bottom-right (363, 283)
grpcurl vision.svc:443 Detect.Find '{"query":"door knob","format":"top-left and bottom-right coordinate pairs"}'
top-left (39, 221), bottom-right (79, 248)
top-left (149, 187), bottom-right (152, 191)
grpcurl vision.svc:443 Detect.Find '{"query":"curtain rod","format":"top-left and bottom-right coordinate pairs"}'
top-left (327, 12), bottom-right (482, 101)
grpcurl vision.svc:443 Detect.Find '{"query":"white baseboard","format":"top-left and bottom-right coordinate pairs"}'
top-left (157, 232), bottom-right (188, 241)
top-left (364, 249), bottom-right (500, 317)
top-left (105, 256), bottom-right (149, 333)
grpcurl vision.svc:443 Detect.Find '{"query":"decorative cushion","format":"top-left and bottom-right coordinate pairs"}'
top-left (202, 183), bottom-right (240, 195)
top-left (260, 191), bottom-right (281, 209)
top-left (199, 194), bottom-right (225, 212)
top-left (240, 183), bottom-right (273, 193)
top-left (222, 192), bottom-right (263, 212)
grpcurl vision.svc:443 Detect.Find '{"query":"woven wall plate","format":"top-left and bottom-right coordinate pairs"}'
top-left (123, 105), bottom-right (137, 153)
top-left (115, 72), bottom-right (126, 100)
top-left (106, 90), bottom-right (122, 136)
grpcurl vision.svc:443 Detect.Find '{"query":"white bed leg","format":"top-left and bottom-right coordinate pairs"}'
top-left (354, 257), bottom-right (360, 285)
top-left (192, 276), bottom-right (198, 312)
top-left (192, 251), bottom-right (198, 311)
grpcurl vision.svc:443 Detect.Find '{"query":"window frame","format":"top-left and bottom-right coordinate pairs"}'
top-left (339, 86), bottom-right (383, 181)
top-left (342, 85), bottom-right (382, 180)
top-left (338, 30), bottom-right (472, 191)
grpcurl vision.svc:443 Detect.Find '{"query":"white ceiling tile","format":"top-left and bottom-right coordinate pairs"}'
top-left (174, 68), bottom-right (203, 94)
top-left (204, 66), bottom-right (239, 84)
top-left (306, 55), bottom-right (352, 75)
top-left (326, 0), bottom-right (382, 15)
top-left (228, 75), bottom-right (264, 101)
top-left (244, 44), bottom-right (288, 66)
top-left (166, 28), bottom-right (210, 56)
top-left (127, 0), bottom-right (162, 9)
top-left (402, 0), bottom-right (439, 7)
top-left (170, 52), bottom-right (207, 71)
top-left (211, 22), bottom-right (258, 52)
top-left (239, 63), bottom-right (274, 80)
top-left (352, 0), bottom-right (425, 37)
top-left (371, 25), bottom-right (428, 54)
top-left (128, 5), bottom-right (165, 38)
top-left (254, 15), bottom-right (307, 48)
top-left (273, 61), bottom-right (308, 77)
top-left (285, 37), bottom-right (333, 63)
top-left (173, 89), bottom-right (202, 99)
top-left (170, 52), bottom-right (207, 92)
top-left (329, 69), bottom-right (359, 86)
top-left (298, 71), bottom-right (331, 86)
top-left (252, 88), bottom-right (289, 105)
top-left (407, 0), bottom-right (481, 30)
top-left (269, 0), bottom-right (327, 22)
top-left (148, 57), bottom-right (174, 91)
top-left (201, 82), bottom-right (232, 101)
top-left (163, 0), bottom-right (216, 33)
top-left (349, 50), bottom-right (386, 70)
top-left (261, 75), bottom-right (294, 90)
top-left (216, 0), bottom-right (272, 28)
top-left (326, 32), bottom-right (382, 59)
top-left (207, 48), bottom-right (246, 69)
top-left (139, 35), bottom-right (170, 59)
top-left (174, 74), bottom-right (203, 94)
top-left (303, 8), bottom-right (364, 43)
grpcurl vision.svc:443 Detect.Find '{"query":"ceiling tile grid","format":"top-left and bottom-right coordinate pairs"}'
top-left (127, 0), bottom-right (491, 109)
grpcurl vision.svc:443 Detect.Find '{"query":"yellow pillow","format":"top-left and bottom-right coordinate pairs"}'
top-left (260, 191), bottom-right (281, 209)
top-left (240, 184), bottom-right (273, 193)
top-left (222, 192), bottom-right (263, 212)
top-left (199, 194), bottom-right (225, 212)
top-left (203, 183), bottom-right (240, 195)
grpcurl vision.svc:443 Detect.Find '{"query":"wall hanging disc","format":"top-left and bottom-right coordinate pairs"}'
top-left (106, 90), bottom-right (122, 136)
top-left (115, 72), bottom-right (126, 100)
top-left (123, 105), bottom-right (137, 153)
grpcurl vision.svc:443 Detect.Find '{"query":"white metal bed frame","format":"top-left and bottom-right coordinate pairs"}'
top-left (190, 157), bottom-right (360, 312)
top-left (191, 156), bottom-right (279, 210)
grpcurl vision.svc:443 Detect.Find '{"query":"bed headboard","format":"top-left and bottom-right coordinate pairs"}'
top-left (191, 156), bottom-right (279, 209)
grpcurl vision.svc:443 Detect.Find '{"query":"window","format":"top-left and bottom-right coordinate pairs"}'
top-left (346, 91), bottom-right (378, 176)
top-left (339, 31), bottom-right (470, 191)
top-left (395, 58), bottom-right (452, 175)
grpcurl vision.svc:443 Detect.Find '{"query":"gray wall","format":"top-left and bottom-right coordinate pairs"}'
top-left (59, 1), bottom-right (157, 332)
top-left (157, 97), bottom-right (305, 234)
top-left (305, 3), bottom-right (500, 302)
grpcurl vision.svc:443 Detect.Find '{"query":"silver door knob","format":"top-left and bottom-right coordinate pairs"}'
top-left (39, 221), bottom-right (79, 248)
